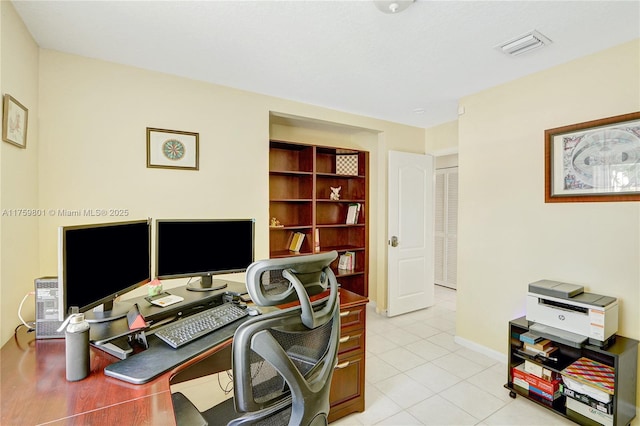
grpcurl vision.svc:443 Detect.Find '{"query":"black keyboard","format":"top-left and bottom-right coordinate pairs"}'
top-left (154, 303), bottom-right (248, 349)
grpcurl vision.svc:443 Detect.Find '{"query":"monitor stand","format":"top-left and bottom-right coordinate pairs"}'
top-left (186, 275), bottom-right (228, 292)
top-left (84, 299), bottom-right (134, 323)
top-left (93, 336), bottom-right (133, 360)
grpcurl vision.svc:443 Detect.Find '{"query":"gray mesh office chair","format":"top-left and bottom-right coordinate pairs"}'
top-left (172, 251), bottom-right (341, 426)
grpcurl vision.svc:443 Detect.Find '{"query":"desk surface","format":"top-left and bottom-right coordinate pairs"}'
top-left (1, 325), bottom-right (178, 425)
top-left (0, 288), bottom-right (367, 425)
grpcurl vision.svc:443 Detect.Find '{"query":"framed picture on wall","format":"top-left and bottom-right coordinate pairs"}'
top-left (545, 111), bottom-right (640, 203)
top-left (146, 127), bottom-right (199, 170)
top-left (2, 94), bottom-right (28, 149)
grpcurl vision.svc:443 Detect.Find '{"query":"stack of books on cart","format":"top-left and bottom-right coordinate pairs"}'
top-left (512, 361), bottom-right (562, 404)
top-left (517, 332), bottom-right (559, 360)
top-left (561, 357), bottom-right (615, 426)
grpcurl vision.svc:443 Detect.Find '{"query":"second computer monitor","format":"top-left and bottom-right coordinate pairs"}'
top-left (155, 219), bottom-right (255, 291)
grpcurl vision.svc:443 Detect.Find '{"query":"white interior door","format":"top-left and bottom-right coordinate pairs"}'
top-left (387, 151), bottom-right (434, 317)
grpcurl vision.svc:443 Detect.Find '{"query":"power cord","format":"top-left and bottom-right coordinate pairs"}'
top-left (218, 370), bottom-right (234, 395)
top-left (18, 291), bottom-right (36, 331)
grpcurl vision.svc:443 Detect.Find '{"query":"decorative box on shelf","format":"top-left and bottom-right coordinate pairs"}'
top-left (336, 150), bottom-right (358, 176)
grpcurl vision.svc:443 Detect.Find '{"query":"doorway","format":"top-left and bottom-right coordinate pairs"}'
top-left (434, 154), bottom-right (458, 290)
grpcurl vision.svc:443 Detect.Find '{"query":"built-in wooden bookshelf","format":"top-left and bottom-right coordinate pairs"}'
top-left (269, 140), bottom-right (369, 296)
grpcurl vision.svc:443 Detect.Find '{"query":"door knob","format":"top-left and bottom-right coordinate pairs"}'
top-left (390, 236), bottom-right (399, 247)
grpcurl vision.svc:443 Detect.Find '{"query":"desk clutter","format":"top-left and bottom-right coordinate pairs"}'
top-left (1, 276), bottom-right (368, 425)
top-left (506, 279), bottom-right (638, 426)
top-left (94, 279), bottom-right (258, 384)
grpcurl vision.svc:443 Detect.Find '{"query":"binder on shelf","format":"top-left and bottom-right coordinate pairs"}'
top-left (288, 232), bottom-right (306, 252)
top-left (346, 203), bottom-right (361, 224)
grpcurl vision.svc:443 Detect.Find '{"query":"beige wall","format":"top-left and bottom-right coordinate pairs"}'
top-left (456, 39), bottom-right (640, 409)
top-left (425, 119), bottom-right (458, 155)
top-left (14, 48), bottom-right (422, 345)
top-left (1, 2), bottom-right (426, 344)
top-left (1, 1), bottom-right (40, 345)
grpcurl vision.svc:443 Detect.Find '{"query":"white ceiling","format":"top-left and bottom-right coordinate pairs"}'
top-left (11, 0), bottom-right (640, 128)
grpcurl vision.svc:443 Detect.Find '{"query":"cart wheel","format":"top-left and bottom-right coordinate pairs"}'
top-left (509, 391), bottom-right (516, 398)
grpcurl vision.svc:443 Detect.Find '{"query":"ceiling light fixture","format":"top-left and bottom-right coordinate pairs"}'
top-left (374, 0), bottom-right (415, 14)
top-left (497, 30), bottom-right (552, 56)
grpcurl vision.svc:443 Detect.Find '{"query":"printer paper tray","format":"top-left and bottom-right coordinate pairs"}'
top-left (529, 322), bottom-right (587, 348)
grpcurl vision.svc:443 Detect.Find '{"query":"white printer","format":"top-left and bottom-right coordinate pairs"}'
top-left (526, 280), bottom-right (618, 347)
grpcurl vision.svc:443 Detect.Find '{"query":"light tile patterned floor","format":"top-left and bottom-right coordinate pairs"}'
top-left (332, 285), bottom-right (576, 426)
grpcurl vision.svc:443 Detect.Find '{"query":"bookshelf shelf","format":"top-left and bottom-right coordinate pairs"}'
top-left (269, 140), bottom-right (369, 297)
top-left (506, 316), bottom-right (638, 426)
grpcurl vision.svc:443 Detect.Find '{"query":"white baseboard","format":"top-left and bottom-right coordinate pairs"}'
top-left (454, 335), bottom-right (507, 364)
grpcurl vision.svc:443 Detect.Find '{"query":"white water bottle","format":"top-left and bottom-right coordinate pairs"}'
top-left (58, 313), bottom-right (90, 381)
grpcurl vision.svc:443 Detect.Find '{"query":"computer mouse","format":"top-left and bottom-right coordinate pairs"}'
top-left (246, 307), bottom-right (261, 316)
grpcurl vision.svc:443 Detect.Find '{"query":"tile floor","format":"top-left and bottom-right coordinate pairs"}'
top-left (173, 285), bottom-right (578, 425)
top-left (332, 285), bottom-right (576, 426)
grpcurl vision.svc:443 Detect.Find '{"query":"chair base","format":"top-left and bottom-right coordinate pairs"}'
top-left (202, 397), bottom-right (239, 425)
top-left (172, 392), bottom-right (208, 426)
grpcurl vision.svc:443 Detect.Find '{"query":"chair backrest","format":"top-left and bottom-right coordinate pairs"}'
top-left (230, 251), bottom-right (340, 426)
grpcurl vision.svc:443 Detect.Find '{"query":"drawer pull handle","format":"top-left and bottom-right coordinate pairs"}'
top-left (335, 361), bottom-right (350, 369)
top-left (340, 311), bottom-right (351, 317)
top-left (339, 336), bottom-right (350, 343)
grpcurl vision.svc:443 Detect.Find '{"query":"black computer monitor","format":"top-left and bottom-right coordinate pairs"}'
top-left (58, 219), bottom-right (151, 323)
top-left (155, 219), bottom-right (255, 291)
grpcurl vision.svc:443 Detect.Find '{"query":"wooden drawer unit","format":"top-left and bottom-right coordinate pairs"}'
top-left (338, 329), bottom-right (364, 357)
top-left (329, 289), bottom-right (368, 423)
top-left (329, 352), bottom-right (365, 423)
top-left (339, 304), bottom-right (366, 334)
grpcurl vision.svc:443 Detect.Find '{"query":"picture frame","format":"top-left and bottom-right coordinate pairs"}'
top-left (146, 127), bottom-right (199, 170)
top-left (2, 94), bottom-right (28, 148)
top-left (545, 111), bottom-right (640, 203)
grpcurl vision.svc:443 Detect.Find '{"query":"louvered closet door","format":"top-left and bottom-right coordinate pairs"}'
top-left (434, 168), bottom-right (458, 289)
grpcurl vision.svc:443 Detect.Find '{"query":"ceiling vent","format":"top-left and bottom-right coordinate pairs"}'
top-left (497, 30), bottom-right (552, 56)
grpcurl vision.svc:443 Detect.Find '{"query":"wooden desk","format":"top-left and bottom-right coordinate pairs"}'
top-left (0, 289), bottom-right (368, 425)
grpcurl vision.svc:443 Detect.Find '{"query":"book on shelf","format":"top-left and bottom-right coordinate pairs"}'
top-left (314, 228), bottom-right (320, 253)
top-left (519, 331), bottom-right (544, 345)
top-left (338, 251), bottom-right (355, 271)
top-left (527, 338), bottom-right (553, 351)
top-left (521, 342), bottom-right (558, 359)
top-left (345, 203), bottom-right (361, 225)
top-left (524, 360), bottom-right (560, 382)
top-left (288, 232), bottom-right (305, 252)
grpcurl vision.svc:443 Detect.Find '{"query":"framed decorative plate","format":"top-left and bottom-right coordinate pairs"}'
top-left (147, 127), bottom-right (199, 170)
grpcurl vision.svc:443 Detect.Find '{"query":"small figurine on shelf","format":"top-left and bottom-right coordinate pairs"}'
top-left (330, 186), bottom-right (342, 201)
top-left (270, 217), bottom-right (283, 227)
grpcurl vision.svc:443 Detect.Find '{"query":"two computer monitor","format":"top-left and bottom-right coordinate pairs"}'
top-left (58, 218), bottom-right (255, 322)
